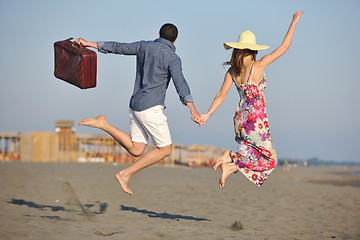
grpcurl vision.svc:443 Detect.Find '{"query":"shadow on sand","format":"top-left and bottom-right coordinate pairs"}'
top-left (7, 199), bottom-right (108, 215)
top-left (120, 205), bottom-right (210, 222)
top-left (7, 199), bottom-right (210, 222)
top-left (8, 199), bottom-right (66, 212)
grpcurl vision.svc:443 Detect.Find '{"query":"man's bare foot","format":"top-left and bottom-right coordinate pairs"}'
top-left (213, 150), bottom-right (231, 170)
top-left (115, 172), bottom-right (133, 195)
top-left (79, 115), bottom-right (107, 129)
top-left (219, 162), bottom-right (237, 189)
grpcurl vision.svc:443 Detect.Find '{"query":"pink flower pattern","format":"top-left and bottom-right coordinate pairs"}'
top-left (229, 67), bottom-right (277, 187)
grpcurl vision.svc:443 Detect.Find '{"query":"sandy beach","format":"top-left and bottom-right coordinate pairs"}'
top-left (0, 162), bottom-right (359, 240)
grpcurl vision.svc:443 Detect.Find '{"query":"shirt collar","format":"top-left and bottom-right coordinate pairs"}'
top-left (155, 38), bottom-right (176, 52)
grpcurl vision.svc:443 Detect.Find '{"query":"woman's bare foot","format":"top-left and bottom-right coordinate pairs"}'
top-left (219, 162), bottom-right (238, 188)
top-left (79, 115), bottom-right (107, 129)
top-left (115, 172), bottom-right (133, 195)
top-left (213, 150), bottom-right (231, 170)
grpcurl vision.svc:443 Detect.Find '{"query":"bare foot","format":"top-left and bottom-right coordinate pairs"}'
top-left (115, 172), bottom-right (133, 195)
top-left (213, 150), bottom-right (231, 170)
top-left (79, 115), bottom-right (107, 129)
top-left (219, 162), bottom-right (237, 189)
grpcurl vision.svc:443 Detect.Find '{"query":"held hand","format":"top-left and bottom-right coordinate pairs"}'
top-left (199, 114), bottom-right (210, 127)
top-left (74, 38), bottom-right (98, 49)
top-left (186, 102), bottom-right (203, 125)
top-left (75, 37), bottom-right (88, 46)
top-left (292, 11), bottom-right (303, 25)
top-left (191, 110), bottom-right (202, 125)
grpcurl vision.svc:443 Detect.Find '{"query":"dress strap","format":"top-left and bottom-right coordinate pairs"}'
top-left (230, 68), bottom-right (239, 86)
top-left (247, 61), bottom-right (255, 84)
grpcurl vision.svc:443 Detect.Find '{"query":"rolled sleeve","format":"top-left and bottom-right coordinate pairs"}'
top-left (97, 41), bottom-right (106, 52)
top-left (183, 95), bottom-right (193, 103)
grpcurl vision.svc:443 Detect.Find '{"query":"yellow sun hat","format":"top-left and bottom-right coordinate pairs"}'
top-left (224, 30), bottom-right (270, 50)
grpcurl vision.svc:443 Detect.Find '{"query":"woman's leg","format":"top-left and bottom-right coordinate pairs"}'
top-left (213, 149), bottom-right (232, 170)
top-left (219, 162), bottom-right (238, 188)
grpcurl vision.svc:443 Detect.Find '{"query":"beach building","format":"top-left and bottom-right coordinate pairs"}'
top-left (0, 132), bottom-right (20, 161)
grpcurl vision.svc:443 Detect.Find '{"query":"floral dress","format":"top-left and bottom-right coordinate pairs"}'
top-left (229, 62), bottom-right (277, 187)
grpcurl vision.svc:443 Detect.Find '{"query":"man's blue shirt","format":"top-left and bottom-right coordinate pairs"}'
top-left (97, 38), bottom-right (193, 111)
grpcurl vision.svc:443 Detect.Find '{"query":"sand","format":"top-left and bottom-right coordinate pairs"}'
top-left (0, 162), bottom-right (359, 240)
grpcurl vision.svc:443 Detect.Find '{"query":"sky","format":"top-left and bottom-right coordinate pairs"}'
top-left (1, 0), bottom-right (359, 162)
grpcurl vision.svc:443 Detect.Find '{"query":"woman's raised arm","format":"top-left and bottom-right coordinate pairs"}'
top-left (258, 11), bottom-right (303, 70)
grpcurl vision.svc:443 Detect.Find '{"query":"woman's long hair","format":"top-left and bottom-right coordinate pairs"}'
top-left (224, 49), bottom-right (258, 76)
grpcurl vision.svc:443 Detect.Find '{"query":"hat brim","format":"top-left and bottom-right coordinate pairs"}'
top-left (224, 42), bottom-right (270, 50)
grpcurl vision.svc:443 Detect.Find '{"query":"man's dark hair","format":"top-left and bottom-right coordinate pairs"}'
top-left (159, 23), bottom-right (178, 43)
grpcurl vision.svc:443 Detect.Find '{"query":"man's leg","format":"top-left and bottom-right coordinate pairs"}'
top-left (115, 144), bottom-right (172, 195)
top-left (80, 106), bottom-right (172, 195)
top-left (115, 105), bottom-right (173, 194)
top-left (79, 115), bottom-right (146, 156)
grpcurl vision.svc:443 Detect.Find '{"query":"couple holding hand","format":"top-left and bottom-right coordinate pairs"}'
top-left (76, 11), bottom-right (303, 195)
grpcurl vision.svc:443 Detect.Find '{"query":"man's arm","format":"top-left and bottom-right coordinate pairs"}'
top-left (186, 102), bottom-right (201, 124)
top-left (75, 38), bottom-right (142, 55)
top-left (168, 57), bottom-right (193, 104)
top-left (169, 57), bottom-right (201, 124)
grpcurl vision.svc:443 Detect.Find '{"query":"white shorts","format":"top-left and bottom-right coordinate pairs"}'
top-left (129, 105), bottom-right (172, 148)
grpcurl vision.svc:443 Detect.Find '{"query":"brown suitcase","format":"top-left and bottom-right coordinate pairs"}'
top-left (54, 38), bottom-right (97, 89)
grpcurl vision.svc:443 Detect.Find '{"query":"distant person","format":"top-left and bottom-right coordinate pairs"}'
top-left (199, 11), bottom-right (303, 188)
top-left (283, 159), bottom-right (290, 172)
top-left (75, 23), bottom-right (201, 195)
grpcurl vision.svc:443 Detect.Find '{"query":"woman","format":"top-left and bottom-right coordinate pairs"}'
top-left (200, 11), bottom-right (303, 188)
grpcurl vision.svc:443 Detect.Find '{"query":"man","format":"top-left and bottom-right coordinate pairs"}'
top-left (75, 23), bottom-right (201, 195)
